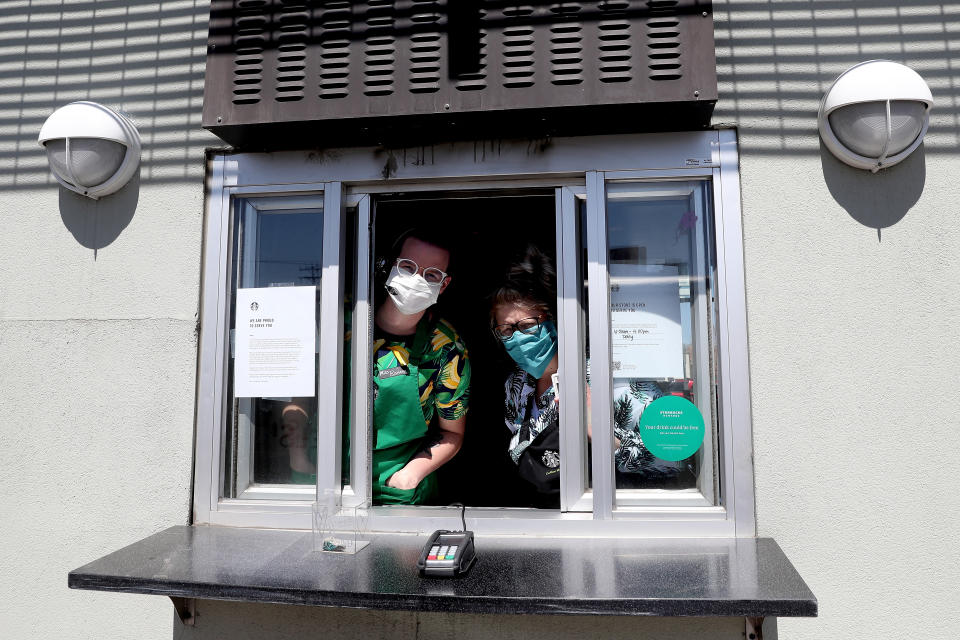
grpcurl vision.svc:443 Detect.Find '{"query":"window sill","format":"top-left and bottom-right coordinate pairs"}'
top-left (68, 525), bottom-right (816, 618)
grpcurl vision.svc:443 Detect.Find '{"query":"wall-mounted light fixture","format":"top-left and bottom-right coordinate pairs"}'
top-left (38, 101), bottom-right (141, 199)
top-left (818, 60), bottom-right (933, 173)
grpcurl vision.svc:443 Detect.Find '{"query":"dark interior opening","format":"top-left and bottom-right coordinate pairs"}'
top-left (373, 190), bottom-right (558, 508)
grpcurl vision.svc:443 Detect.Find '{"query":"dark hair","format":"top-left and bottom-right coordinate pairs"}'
top-left (376, 225), bottom-right (457, 287)
top-left (389, 226), bottom-right (456, 275)
top-left (491, 244), bottom-right (556, 319)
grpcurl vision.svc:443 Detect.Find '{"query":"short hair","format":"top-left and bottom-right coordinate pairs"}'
top-left (391, 226), bottom-right (455, 275)
top-left (491, 244), bottom-right (556, 320)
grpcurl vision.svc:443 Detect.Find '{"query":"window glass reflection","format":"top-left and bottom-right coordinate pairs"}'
top-left (223, 203), bottom-right (323, 497)
top-left (605, 182), bottom-right (719, 498)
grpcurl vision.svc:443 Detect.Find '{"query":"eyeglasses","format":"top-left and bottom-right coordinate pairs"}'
top-left (395, 258), bottom-right (448, 285)
top-left (492, 316), bottom-right (543, 341)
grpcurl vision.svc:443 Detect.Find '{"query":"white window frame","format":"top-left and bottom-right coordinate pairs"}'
top-left (598, 179), bottom-right (720, 511)
top-left (194, 130), bottom-right (755, 537)
top-left (229, 196), bottom-right (328, 502)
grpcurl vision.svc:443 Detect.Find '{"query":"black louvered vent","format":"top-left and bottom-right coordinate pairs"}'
top-left (501, 4), bottom-right (536, 88)
top-left (646, 0), bottom-right (683, 81)
top-left (363, 0), bottom-right (396, 96)
top-left (205, 0), bottom-right (716, 147)
top-left (318, 1), bottom-right (351, 99)
top-left (231, 0), bottom-right (268, 105)
top-left (410, 0), bottom-right (442, 93)
top-left (454, 2), bottom-right (487, 92)
top-left (598, 0), bottom-right (632, 83)
top-left (275, 1), bottom-right (308, 101)
top-left (550, 3), bottom-right (584, 85)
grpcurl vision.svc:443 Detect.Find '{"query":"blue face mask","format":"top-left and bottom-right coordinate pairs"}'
top-left (503, 320), bottom-right (558, 379)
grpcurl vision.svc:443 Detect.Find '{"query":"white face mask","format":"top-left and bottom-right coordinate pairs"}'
top-left (384, 266), bottom-right (442, 315)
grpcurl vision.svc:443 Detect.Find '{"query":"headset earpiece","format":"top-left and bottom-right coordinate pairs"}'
top-left (374, 256), bottom-right (390, 278)
top-left (374, 227), bottom-right (414, 281)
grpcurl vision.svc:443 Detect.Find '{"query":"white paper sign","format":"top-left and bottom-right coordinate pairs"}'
top-left (234, 286), bottom-right (316, 398)
top-left (609, 264), bottom-right (683, 379)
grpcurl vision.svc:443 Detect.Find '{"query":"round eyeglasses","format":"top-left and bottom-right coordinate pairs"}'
top-left (395, 258), bottom-right (448, 285)
top-left (492, 316), bottom-right (542, 341)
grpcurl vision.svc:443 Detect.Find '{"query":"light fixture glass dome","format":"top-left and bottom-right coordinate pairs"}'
top-left (887, 100), bottom-right (928, 154)
top-left (44, 138), bottom-right (127, 188)
top-left (828, 100), bottom-right (926, 159)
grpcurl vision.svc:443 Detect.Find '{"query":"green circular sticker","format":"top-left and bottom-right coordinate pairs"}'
top-left (639, 396), bottom-right (705, 461)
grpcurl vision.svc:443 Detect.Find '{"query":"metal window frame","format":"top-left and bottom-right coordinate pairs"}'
top-left (194, 130), bottom-right (756, 536)
top-left (231, 196), bottom-right (327, 502)
top-left (556, 186), bottom-right (589, 513)
top-left (194, 180), bottom-right (346, 527)
top-left (599, 179), bottom-right (719, 510)
top-left (343, 194), bottom-right (373, 509)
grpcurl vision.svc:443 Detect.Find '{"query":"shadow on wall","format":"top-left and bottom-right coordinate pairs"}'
top-left (820, 144), bottom-right (926, 241)
top-left (58, 170), bottom-right (140, 254)
top-left (713, 1), bottom-right (959, 157)
top-left (0, 0), bottom-right (217, 192)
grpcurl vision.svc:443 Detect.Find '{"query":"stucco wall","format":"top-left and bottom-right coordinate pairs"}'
top-left (713, 2), bottom-right (960, 639)
top-left (2, 1), bottom-right (959, 640)
top-left (0, 1), bottom-right (215, 638)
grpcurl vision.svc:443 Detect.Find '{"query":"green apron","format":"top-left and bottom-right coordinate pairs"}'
top-left (372, 317), bottom-right (439, 505)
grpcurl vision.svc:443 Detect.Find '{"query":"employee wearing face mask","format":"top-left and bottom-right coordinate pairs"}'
top-left (493, 247), bottom-right (677, 500)
top-left (491, 245), bottom-right (562, 500)
top-left (372, 229), bottom-right (470, 505)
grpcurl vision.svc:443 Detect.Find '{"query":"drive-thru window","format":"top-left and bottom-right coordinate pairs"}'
top-left (193, 130), bottom-right (754, 536)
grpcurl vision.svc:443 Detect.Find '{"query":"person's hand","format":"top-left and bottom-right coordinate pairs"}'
top-left (385, 468), bottom-right (421, 490)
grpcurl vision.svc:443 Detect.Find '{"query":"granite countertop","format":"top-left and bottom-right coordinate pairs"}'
top-left (69, 526), bottom-right (817, 617)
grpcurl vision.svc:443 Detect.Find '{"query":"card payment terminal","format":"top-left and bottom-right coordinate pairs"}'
top-left (417, 529), bottom-right (476, 577)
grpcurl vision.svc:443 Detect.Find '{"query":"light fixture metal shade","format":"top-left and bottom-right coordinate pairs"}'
top-left (38, 101), bottom-right (141, 199)
top-left (818, 60), bottom-right (933, 172)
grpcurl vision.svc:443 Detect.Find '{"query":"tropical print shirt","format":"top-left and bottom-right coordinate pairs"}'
top-left (373, 317), bottom-right (470, 425)
top-left (502, 367), bottom-right (675, 474)
top-left (503, 367), bottom-right (558, 464)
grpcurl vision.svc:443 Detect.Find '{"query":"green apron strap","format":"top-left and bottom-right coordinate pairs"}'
top-left (372, 316), bottom-right (438, 505)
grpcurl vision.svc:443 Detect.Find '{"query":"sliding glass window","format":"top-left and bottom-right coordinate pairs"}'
top-left (604, 181), bottom-right (719, 508)
top-left (195, 131), bottom-right (753, 535)
top-left (223, 196), bottom-right (324, 500)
